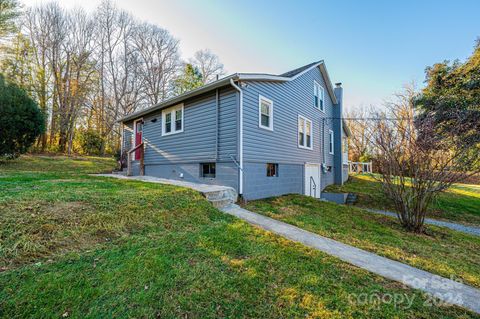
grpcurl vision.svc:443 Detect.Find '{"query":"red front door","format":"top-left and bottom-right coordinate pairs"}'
top-left (134, 120), bottom-right (143, 160)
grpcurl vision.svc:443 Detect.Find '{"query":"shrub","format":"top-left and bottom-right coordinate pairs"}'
top-left (77, 129), bottom-right (104, 155)
top-left (0, 75), bottom-right (45, 158)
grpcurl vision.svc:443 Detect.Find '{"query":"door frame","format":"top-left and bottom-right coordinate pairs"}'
top-left (133, 118), bottom-right (143, 161)
top-left (304, 162), bottom-right (321, 198)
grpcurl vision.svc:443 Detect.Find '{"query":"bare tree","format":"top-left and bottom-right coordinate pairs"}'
top-left (372, 86), bottom-right (480, 233)
top-left (345, 107), bottom-right (376, 162)
top-left (133, 22), bottom-right (180, 107)
top-left (0, 0), bottom-right (224, 155)
top-left (91, 0), bottom-right (141, 151)
top-left (190, 49), bottom-right (225, 84)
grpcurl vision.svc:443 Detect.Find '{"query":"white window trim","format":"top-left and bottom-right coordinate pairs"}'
top-left (162, 103), bottom-right (184, 136)
top-left (314, 80), bottom-right (325, 112)
top-left (258, 95), bottom-right (273, 131)
top-left (298, 115), bottom-right (313, 150)
top-left (329, 129), bottom-right (334, 154)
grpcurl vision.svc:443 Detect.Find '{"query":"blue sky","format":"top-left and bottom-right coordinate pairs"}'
top-left (21, 0), bottom-right (480, 109)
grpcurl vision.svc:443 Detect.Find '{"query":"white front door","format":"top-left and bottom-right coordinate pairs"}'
top-left (304, 164), bottom-right (321, 198)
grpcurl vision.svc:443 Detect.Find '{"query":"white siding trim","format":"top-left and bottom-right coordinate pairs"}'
top-left (258, 95), bottom-right (274, 131)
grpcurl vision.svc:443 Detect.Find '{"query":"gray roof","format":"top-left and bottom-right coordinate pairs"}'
top-left (280, 61), bottom-right (322, 78)
top-left (119, 61), bottom-right (337, 122)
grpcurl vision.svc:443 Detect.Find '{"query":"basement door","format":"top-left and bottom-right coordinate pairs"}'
top-left (304, 163), bottom-right (321, 198)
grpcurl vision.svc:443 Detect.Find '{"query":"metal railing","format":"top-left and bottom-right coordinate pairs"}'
top-left (310, 176), bottom-right (317, 198)
top-left (228, 154), bottom-right (244, 172)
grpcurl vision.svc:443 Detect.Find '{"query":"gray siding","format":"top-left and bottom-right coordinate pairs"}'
top-left (142, 87), bottom-right (237, 164)
top-left (242, 66), bottom-right (337, 194)
top-left (146, 162), bottom-right (238, 190)
top-left (125, 86), bottom-right (239, 190)
top-left (243, 163), bottom-right (303, 200)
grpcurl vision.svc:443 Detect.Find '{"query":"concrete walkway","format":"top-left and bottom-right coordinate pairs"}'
top-left (96, 174), bottom-right (233, 193)
top-left (95, 174), bottom-right (237, 207)
top-left (221, 204), bottom-right (480, 314)
top-left (362, 208), bottom-right (480, 237)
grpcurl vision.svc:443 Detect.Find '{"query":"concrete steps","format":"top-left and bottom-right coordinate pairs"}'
top-left (203, 188), bottom-right (237, 208)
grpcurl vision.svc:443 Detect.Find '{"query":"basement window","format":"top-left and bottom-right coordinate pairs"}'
top-left (266, 163), bottom-right (278, 177)
top-left (200, 163), bottom-right (216, 178)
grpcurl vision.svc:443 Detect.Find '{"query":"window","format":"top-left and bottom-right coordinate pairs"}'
top-left (200, 163), bottom-right (216, 178)
top-left (298, 115), bottom-right (313, 150)
top-left (329, 130), bottom-right (334, 154)
top-left (162, 104), bottom-right (183, 136)
top-left (258, 95), bottom-right (273, 130)
top-left (135, 120), bottom-right (143, 133)
top-left (266, 163), bottom-right (278, 177)
top-left (314, 81), bottom-right (324, 111)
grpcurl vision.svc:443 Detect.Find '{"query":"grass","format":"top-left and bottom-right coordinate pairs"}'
top-left (325, 174), bottom-right (480, 226)
top-left (244, 194), bottom-right (480, 289)
top-left (0, 155), bottom-right (479, 318)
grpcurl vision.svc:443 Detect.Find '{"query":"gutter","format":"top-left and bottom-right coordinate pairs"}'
top-left (230, 78), bottom-right (244, 196)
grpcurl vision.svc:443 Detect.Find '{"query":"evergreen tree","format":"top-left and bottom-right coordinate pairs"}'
top-left (0, 0), bottom-right (19, 38)
top-left (173, 63), bottom-right (204, 95)
top-left (415, 39), bottom-right (480, 151)
top-left (0, 74), bottom-right (45, 158)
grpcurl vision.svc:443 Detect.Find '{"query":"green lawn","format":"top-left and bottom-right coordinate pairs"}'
top-left (325, 174), bottom-right (480, 226)
top-left (0, 156), bottom-right (478, 318)
top-left (244, 195), bottom-right (480, 289)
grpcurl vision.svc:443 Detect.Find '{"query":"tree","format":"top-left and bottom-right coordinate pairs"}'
top-left (0, 0), bottom-right (223, 155)
top-left (344, 107), bottom-right (375, 162)
top-left (414, 39), bottom-right (480, 150)
top-left (0, 74), bottom-right (45, 158)
top-left (173, 63), bottom-right (203, 95)
top-left (190, 49), bottom-right (225, 84)
top-left (372, 86), bottom-right (480, 233)
top-left (0, 0), bottom-right (19, 38)
top-left (77, 129), bottom-right (103, 155)
top-left (133, 22), bottom-right (180, 106)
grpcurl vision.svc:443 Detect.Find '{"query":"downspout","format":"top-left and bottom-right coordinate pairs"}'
top-left (215, 88), bottom-right (219, 160)
top-left (322, 118), bottom-right (326, 166)
top-left (230, 78), bottom-right (243, 196)
top-left (120, 123), bottom-right (124, 155)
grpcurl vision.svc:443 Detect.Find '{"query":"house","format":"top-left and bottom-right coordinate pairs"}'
top-left (120, 60), bottom-right (350, 200)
